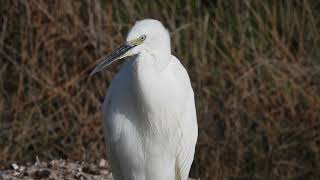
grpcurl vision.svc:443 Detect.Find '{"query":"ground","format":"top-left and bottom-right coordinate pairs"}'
top-left (0, 159), bottom-right (198, 180)
top-left (0, 159), bottom-right (113, 180)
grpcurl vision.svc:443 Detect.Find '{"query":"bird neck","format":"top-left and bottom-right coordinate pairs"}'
top-left (142, 49), bottom-right (171, 71)
top-left (133, 50), bottom-right (171, 109)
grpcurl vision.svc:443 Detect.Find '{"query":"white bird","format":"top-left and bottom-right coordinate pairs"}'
top-left (90, 19), bottom-right (198, 180)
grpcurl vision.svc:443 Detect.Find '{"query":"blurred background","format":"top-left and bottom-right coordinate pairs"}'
top-left (1, 0), bottom-right (320, 179)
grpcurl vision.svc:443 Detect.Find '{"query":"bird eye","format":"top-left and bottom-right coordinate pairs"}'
top-left (140, 35), bottom-right (146, 41)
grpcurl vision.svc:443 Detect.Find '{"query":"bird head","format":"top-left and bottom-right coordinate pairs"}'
top-left (90, 19), bottom-right (170, 76)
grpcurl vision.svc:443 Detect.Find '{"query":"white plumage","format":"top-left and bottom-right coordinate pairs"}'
top-left (91, 19), bottom-right (198, 180)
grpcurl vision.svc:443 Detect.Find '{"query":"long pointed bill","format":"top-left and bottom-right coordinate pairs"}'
top-left (90, 43), bottom-right (136, 76)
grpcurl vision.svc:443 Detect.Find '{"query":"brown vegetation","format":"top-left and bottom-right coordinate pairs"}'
top-left (1, 1), bottom-right (320, 179)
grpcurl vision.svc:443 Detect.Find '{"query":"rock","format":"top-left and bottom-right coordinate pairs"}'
top-left (11, 163), bottom-right (19, 170)
top-left (99, 159), bottom-right (107, 168)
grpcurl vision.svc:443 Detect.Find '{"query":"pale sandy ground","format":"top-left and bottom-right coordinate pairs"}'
top-left (0, 159), bottom-right (198, 180)
top-left (0, 159), bottom-right (113, 180)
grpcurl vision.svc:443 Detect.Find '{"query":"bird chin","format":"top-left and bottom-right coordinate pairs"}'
top-left (126, 45), bottom-right (144, 57)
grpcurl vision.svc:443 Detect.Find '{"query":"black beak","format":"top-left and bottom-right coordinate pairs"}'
top-left (90, 43), bottom-right (136, 76)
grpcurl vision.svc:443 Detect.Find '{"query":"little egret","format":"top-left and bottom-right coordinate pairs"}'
top-left (90, 19), bottom-right (198, 180)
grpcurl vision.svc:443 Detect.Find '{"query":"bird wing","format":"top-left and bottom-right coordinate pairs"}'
top-left (175, 91), bottom-right (198, 180)
top-left (170, 57), bottom-right (198, 180)
top-left (102, 97), bottom-right (124, 180)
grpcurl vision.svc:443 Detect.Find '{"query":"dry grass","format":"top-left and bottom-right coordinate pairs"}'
top-left (1, 0), bottom-right (320, 179)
